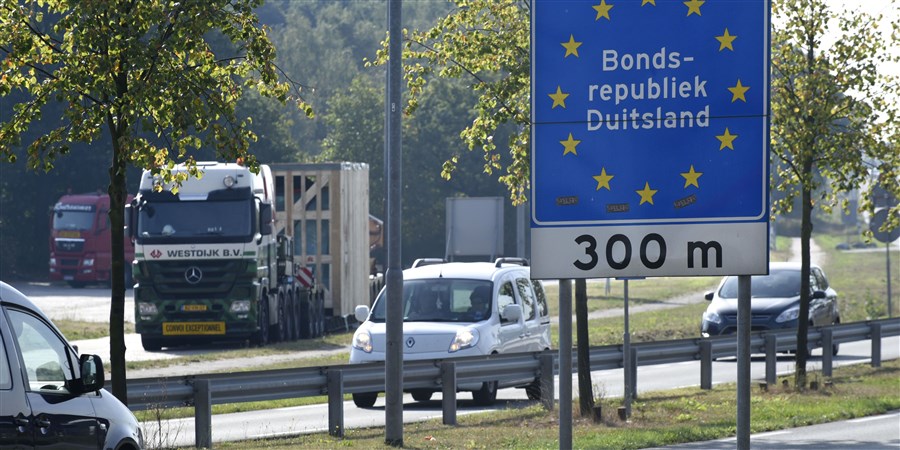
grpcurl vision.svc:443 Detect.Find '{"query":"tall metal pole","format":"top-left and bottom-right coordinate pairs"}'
top-left (558, 279), bottom-right (573, 449)
top-left (384, 0), bottom-right (403, 446)
top-left (623, 279), bottom-right (631, 418)
top-left (887, 243), bottom-right (893, 318)
top-left (737, 275), bottom-right (751, 450)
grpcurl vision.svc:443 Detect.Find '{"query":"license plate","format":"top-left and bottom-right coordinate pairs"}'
top-left (181, 304), bottom-right (208, 312)
top-left (162, 322), bottom-right (225, 335)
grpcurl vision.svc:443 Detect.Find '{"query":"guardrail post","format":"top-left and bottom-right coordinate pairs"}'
top-left (765, 334), bottom-right (777, 386)
top-left (700, 340), bottom-right (712, 390)
top-left (629, 348), bottom-right (638, 401)
top-left (194, 378), bottom-right (211, 449)
top-left (540, 354), bottom-right (555, 411)
top-left (327, 370), bottom-right (344, 437)
top-left (822, 329), bottom-right (833, 377)
top-left (441, 362), bottom-right (457, 425)
top-left (870, 323), bottom-right (882, 368)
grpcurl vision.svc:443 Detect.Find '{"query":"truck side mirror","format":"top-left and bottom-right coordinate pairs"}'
top-left (259, 202), bottom-right (273, 236)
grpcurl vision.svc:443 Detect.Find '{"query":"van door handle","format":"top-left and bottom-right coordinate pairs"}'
top-left (35, 417), bottom-right (51, 428)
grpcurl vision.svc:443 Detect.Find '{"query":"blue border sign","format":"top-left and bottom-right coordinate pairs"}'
top-left (531, 0), bottom-right (770, 279)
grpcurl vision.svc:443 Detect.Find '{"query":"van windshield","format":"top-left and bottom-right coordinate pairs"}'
top-left (370, 279), bottom-right (493, 323)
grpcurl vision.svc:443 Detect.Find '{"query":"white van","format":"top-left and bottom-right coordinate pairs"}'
top-left (349, 258), bottom-right (551, 407)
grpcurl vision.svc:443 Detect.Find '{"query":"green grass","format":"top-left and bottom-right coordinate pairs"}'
top-left (201, 359), bottom-right (900, 450)
top-left (55, 319), bottom-right (134, 341)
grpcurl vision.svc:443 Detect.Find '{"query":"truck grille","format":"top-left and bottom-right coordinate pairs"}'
top-left (145, 260), bottom-right (249, 299)
top-left (55, 239), bottom-right (84, 253)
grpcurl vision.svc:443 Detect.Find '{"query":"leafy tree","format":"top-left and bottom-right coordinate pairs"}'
top-left (1, 0), bottom-right (309, 402)
top-left (771, 0), bottom-right (898, 388)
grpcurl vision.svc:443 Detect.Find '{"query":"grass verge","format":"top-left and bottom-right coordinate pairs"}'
top-left (56, 319), bottom-right (134, 341)
top-left (201, 359), bottom-right (900, 450)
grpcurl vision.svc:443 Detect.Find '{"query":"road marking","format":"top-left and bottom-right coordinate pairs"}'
top-left (849, 412), bottom-right (900, 424)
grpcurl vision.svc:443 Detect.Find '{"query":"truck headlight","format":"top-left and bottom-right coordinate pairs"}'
top-left (230, 300), bottom-right (251, 313)
top-left (138, 302), bottom-right (158, 316)
top-left (49, 258), bottom-right (57, 266)
top-left (352, 330), bottom-right (373, 353)
top-left (83, 258), bottom-right (94, 267)
top-left (449, 328), bottom-right (479, 353)
top-left (702, 311), bottom-right (722, 324)
top-left (776, 307), bottom-right (800, 323)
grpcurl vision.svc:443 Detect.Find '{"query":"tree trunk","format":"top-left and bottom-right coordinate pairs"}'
top-left (107, 127), bottom-right (128, 404)
top-left (794, 178), bottom-right (813, 390)
top-left (575, 279), bottom-right (594, 416)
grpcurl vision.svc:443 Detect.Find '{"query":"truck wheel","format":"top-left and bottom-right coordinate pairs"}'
top-left (285, 289), bottom-right (296, 341)
top-left (314, 292), bottom-right (325, 337)
top-left (253, 295), bottom-right (269, 347)
top-left (525, 379), bottom-right (542, 401)
top-left (274, 290), bottom-right (287, 343)
top-left (411, 389), bottom-right (433, 402)
top-left (141, 335), bottom-right (162, 351)
top-left (299, 296), bottom-right (314, 339)
top-left (353, 392), bottom-right (378, 408)
top-left (293, 289), bottom-right (303, 340)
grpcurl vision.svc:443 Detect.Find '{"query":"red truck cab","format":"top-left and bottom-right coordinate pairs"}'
top-left (48, 193), bottom-right (135, 288)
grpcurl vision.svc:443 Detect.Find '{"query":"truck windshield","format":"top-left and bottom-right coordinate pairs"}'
top-left (369, 279), bottom-right (493, 323)
top-left (137, 199), bottom-right (253, 243)
top-left (53, 206), bottom-right (95, 231)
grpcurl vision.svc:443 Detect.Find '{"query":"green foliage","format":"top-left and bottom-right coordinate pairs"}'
top-left (0, 0), bottom-right (310, 182)
top-left (370, 0), bottom-right (531, 204)
top-left (770, 0), bottom-right (899, 228)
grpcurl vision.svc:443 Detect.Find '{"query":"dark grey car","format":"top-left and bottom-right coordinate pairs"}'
top-left (0, 281), bottom-right (143, 449)
top-left (700, 262), bottom-right (841, 355)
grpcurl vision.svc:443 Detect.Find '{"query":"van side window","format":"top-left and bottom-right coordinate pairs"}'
top-left (498, 281), bottom-right (516, 323)
top-left (533, 280), bottom-right (549, 318)
top-left (0, 332), bottom-right (11, 390)
top-left (7, 309), bottom-right (78, 394)
top-left (516, 278), bottom-right (536, 321)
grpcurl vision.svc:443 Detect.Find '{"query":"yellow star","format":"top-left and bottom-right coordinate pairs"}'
top-left (716, 28), bottom-right (737, 51)
top-left (684, 0), bottom-right (705, 16)
top-left (593, 0), bottom-right (614, 21)
top-left (681, 165), bottom-right (703, 188)
top-left (716, 128), bottom-right (738, 150)
top-left (560, 133), bottom-right (581, 155)
top-left (728, 79), bottom-right (750, 102)
top-left (636, 182), bottom-right (657, 205)
top-left (549, 86), bottom-right (569, 109)
top-left (561, 35), bottom-right (582, 58)
top-left (593, 168), bottom-right (614, 190)
top-left (642, 0), bottom-right (656, 5)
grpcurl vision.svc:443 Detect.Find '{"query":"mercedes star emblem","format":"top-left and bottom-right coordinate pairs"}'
top-left (184, 266), bottom-right (203, 284)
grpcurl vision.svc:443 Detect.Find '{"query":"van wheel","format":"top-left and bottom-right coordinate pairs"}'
top-left (411, 389), bottom-right (433, 402)
top-left (472, 380), bottom-right (498, 406)
top-left (141, 335), bottom-right (162, 351)
top-left (353, 392), bottom-right (378, 408)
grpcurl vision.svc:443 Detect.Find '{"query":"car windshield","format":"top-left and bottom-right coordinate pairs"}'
top-left (718, 269), bottom-right (801, 299)
top-left (369, 279), bottom-right (493, 323)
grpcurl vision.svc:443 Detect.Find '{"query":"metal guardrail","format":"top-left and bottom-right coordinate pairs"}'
top-left (115, 318), bottom-right (900, 447)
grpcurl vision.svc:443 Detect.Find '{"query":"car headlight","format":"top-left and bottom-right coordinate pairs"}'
top-left (449, 328), bottom-right (479, 353)
top-left (702, 311), bottom-right (722, 324)
top-left (83, 258), bottom-right (94, 267)
top-left (776, 306), bottom-right (800, 323)
top-left (137, 302), bottom-right (158, 316)
top-left (230, 300), bottom-right (251, 313)
top-left (353, 330), bottom-right (373, 353)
